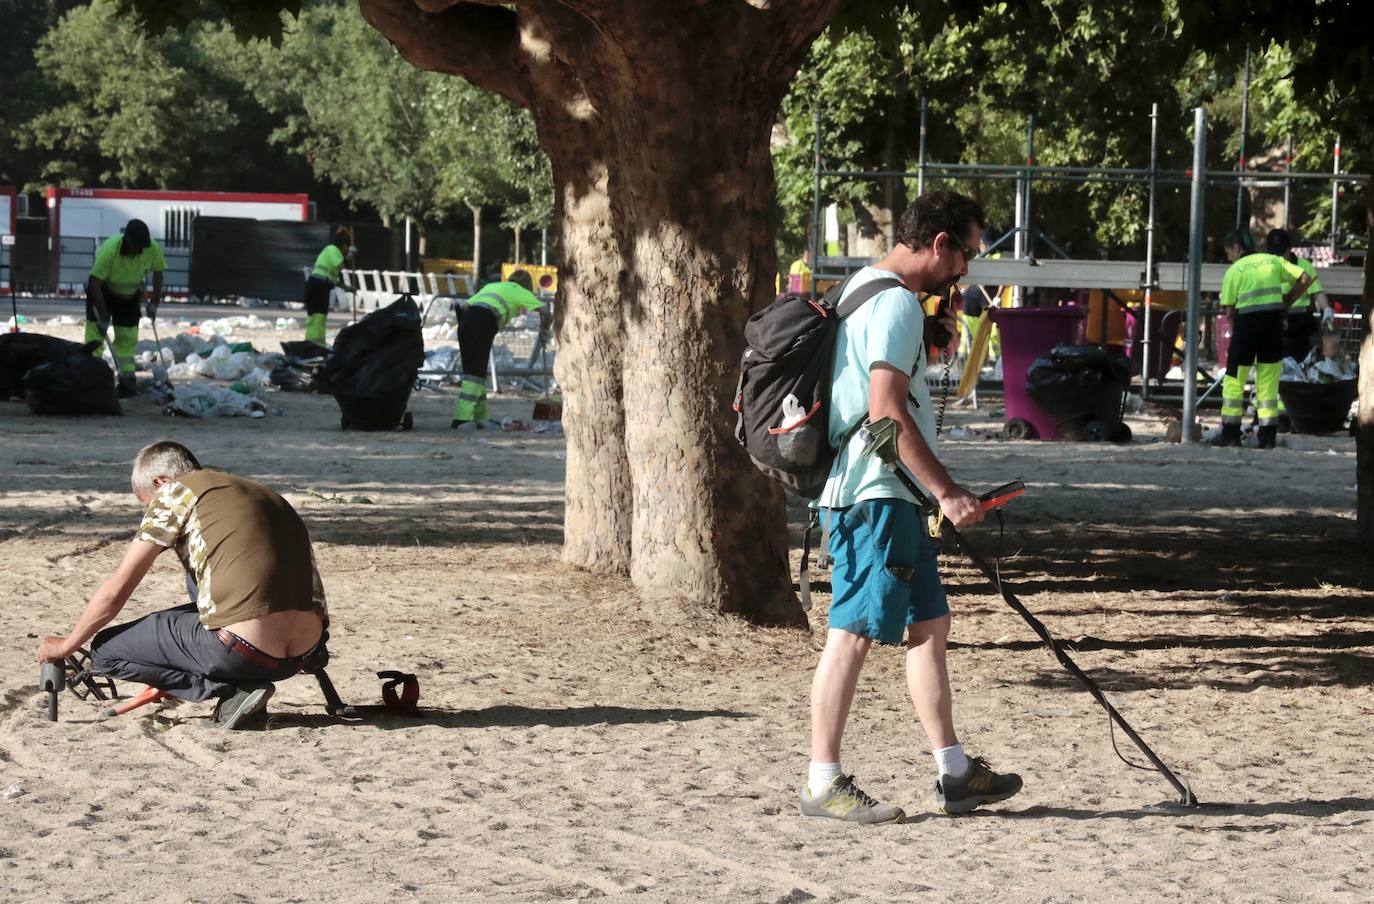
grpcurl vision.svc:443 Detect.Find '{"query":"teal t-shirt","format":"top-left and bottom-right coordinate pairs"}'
top-left (817, 267), bottom-right (938, 509)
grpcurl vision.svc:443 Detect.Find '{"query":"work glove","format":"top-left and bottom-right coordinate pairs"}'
top-left (1320, 307), bottom-right (1335, 325)
top-left (146, 299), bottom-right (160, 320)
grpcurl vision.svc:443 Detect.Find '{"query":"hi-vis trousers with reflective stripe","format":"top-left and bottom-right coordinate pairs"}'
top-left (1221, 310), bottom-right (1283, 426)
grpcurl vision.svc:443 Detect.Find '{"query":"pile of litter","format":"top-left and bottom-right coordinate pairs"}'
top-left (167, 345), bottom-right (274, 383)
top-left (422, 324), bottom-right (457, 342)
top-left (166, 380), bottom-right (267, 418)
top-left (1282, 351), bottom-right (1357, 384)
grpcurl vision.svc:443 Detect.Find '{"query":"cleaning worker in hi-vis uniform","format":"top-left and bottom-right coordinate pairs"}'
top-left (1215, 229), bottom-right (1311, 449)
top-left (86, 218), bottom-right (165, 396)
top-left (303, 227), bottom-right (352, 345)
top-left (450, 269), bottom-right (546, 428)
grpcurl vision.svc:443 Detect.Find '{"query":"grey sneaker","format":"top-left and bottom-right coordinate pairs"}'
top-left (799, 774), bottom-right (906, 825)
top-left (935, 756), bottom-right (1023, 814)
top-left (215, 685), bottom-right (275, 730)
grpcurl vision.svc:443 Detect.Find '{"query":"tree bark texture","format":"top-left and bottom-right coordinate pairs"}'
top-left (361, 0), bottom-right (839, 624)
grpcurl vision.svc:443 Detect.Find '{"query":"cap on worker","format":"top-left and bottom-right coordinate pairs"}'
top-left (1223, 228), bottom-right (1255, 254)
top-left (123, 219), bottom-right (151, 252)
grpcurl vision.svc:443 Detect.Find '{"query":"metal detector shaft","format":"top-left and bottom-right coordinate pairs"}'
top-left (859, 417), bottom-right (1196, 805)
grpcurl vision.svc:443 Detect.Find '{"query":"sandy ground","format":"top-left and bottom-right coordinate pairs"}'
top-left (1, 320), bottom-right (1372, 903)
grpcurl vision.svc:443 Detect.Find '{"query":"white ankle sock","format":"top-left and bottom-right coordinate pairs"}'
top-left (934, 743), bottom-right (970, 779)
top-left (808, 761), bottom-right (842, 795)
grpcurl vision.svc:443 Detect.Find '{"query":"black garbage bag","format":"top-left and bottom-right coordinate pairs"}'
top-left (326, 295), bottom-right (423, 430)
top-left (1026, 343), bottom-right (1130, 440)
top-left (273, 340), bottom-right (332, 393)
top-left (0, 333), bottom-right (99, 401)
top-left (23, 352), bottom-right (122, 416)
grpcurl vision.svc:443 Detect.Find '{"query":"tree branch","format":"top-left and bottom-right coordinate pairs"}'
top-left (358, 0), bottom-right (533, 107)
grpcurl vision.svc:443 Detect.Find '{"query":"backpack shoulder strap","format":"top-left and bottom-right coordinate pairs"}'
top-left (834, 276), bottom-right (905, 320)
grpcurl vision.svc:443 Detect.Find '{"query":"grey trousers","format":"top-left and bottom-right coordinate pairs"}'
top-left (90, 604), bottom-right (304, 702)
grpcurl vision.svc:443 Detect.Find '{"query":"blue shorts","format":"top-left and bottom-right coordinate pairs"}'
top-left (822, 499), bottom-right (948, 645)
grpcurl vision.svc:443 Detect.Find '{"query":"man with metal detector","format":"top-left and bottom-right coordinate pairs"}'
top-left (800, 191), bottom-right (1023, 824)
top-left (35, 441), bottom-right (329, 729)
top-left (85, 218), bottom-right (165, 397)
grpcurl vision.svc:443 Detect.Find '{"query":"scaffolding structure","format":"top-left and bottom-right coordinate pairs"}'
top-left (808, 104), bottom-right (1369, 442)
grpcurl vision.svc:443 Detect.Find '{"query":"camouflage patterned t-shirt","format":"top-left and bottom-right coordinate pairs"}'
top-left (135, 470), bottom-right (328, 629)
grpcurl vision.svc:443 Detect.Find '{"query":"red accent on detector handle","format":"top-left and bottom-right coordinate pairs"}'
top-left (979, 481), bottom-right (1026, 511)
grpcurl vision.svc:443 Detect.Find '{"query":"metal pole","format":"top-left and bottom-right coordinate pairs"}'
top-left (1183, 108), bottom-right (1207, 444)
top-left (1012, 177), bottom-right (1025, 307)
top-left (540, 227), bottom-right (548, 266)
top-left (1142, 102), bottom-right (1160, 400)
top-left (1283, 136), bottom-right (1293, 230)
top-left (811, 107), bottom-right (823, 281)
top-left (404, 215), bottom-right (413, 273)
top-left (1024, 114), bottom-right (1035, 260)
top-left (917, 97), bottom-right (928, 196)
top-left (1235, 48), bottom-right (1250, 229)
top-left (1331, 135), bottom-right (1341, 255)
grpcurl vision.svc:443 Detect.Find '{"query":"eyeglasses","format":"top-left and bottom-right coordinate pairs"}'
top-left (946, 234), bottom-right (979, 262)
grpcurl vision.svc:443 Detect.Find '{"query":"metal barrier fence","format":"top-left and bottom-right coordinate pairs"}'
top-left (53, 237), bottom-right (191, 296)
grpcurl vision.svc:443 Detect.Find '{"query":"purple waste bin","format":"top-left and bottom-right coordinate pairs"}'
top-left (988, 306), bottom-right (1086, 440)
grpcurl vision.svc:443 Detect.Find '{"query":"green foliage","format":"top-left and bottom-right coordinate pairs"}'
top-left (777, 0), bottom-right (1368, 262)
top-left (232, 3), bottom-right (550, 231)
top-left (24, 0), bottom-right (236, 188)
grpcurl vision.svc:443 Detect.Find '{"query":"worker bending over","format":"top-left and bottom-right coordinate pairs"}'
top-left (85, 218), bottom-right (165, 396)
top-left (451, 269), bottom-right (547, 428)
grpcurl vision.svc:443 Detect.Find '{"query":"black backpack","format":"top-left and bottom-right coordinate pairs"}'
top-left (733, 273), bottom-right (902, 498)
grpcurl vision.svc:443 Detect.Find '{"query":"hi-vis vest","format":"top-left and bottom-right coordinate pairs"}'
top-left (1289, 258), bottom-right (1323, 312)
top-left (470, 281), bottom-right (544, 329)
top-left (1220, 252), bottom-right (1307, 315)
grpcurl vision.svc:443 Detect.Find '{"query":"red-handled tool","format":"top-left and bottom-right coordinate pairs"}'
top-left (979, 480), bottom-right (1026, 511)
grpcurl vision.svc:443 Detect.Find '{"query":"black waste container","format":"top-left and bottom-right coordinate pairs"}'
top-left (326, 295), bottom-right (424, 431)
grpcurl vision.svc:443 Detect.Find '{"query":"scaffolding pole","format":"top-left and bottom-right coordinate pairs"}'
top-left (1183, 108), bottom-right (1207, 444)
top-left (917, 97), bottom-right (928, 196)
top-left (811, 107), bottom-right (823, 278)
top-left (1024, 114), bottom-right (1036, 260)
top-left (1283, 136), bottom-right (1293, 230)
top-left (1236, 48), bottom-right (1250, 230)
top-left (1331, 136), bottom-right (1342, 255)
top-left (1142, 102), bottom-right (1160, 401)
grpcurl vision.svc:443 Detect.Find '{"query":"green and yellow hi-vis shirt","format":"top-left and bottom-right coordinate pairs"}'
top-left (1289, 258), bottom-right (1323, 312)
top-left (135, 470), bottom-right (328, 630)
top-left (311, 244), bottom-right (345, 282)
top-left (470, 280), bottom-right (544, 329)
top-left (1220, 253), bottom-right (1307, 315)
top-left (90, 233), bottom-right (167, 298)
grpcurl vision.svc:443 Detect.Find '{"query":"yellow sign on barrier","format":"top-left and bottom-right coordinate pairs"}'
top-left (502, 262), bottom-right (558, 294)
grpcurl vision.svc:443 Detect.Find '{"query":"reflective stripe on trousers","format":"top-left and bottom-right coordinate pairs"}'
top-left (451, 375), bottom-right (489, 421)
top-left (1220, 361), bottom-right (1281, 425)
top-left (86, 321), bottom-right (138, 374)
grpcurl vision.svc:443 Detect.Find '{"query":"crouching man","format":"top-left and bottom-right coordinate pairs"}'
top-left (36, 441), bottom-right (328, 729)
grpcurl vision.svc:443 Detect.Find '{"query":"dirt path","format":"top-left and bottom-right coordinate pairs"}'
top-left (1, 322), bottom-right (1370, 903)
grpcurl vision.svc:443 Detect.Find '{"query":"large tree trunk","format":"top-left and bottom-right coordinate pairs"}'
top-left (362, 0), bottom-right (837, 625)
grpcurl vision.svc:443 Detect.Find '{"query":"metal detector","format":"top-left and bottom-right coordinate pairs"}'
top-left (858, 416), bottom-right (1199, 808)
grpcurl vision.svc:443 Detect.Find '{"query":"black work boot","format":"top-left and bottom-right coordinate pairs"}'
top-left (1210, 423), bottom-right (1242, 447)
top-left (1256, 425), bottom-right (1278, 450)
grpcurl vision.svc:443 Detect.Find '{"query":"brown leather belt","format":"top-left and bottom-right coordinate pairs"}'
top-left (215, 629), bottom-right (300, 670)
